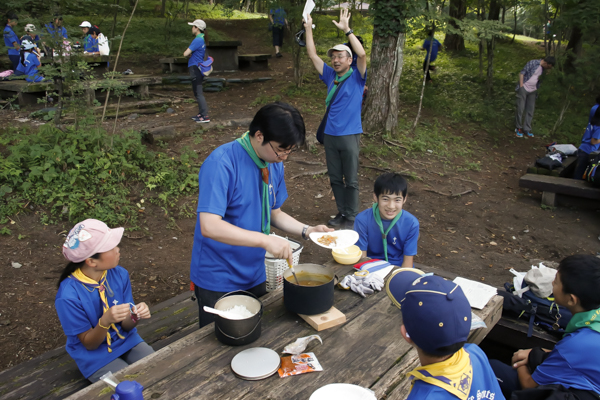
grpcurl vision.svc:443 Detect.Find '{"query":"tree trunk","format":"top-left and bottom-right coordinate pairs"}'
top-left (111, 0), bottom-right (121, 39)
top-left (363, 32), bottom-right (405, 134)
top-left (486, 36), bottom-right (494, 93)
top-left (444, 0), bottom-right (466, 51)
top-left (161, 0), bottom-right (167, 16)
top-left (564, 26), bottom-right (583, 71)
top-left (488, 0), bottom-right (501, 21)
top-left (510, 6), bottom-right (517, 44)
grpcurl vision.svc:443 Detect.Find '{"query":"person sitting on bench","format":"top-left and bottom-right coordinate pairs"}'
top-left (14, 39), bottom-right (44, 82)
top-left (573, 95), bottom-right (600, 180)
top-left (489, 255), bottom-right (600, 399)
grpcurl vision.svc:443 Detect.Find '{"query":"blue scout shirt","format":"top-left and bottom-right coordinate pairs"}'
top-left (270, 8), bottom-right (287, 27)
top-left (320, 63), bottom-right (366, 136)
top-left (354, 207), bottom-right (419, 266)
top-left (55, 266), bottom-right (143, 378)
top-left (190, 140), bottom-right (288, 292)
top-left (3, 25), bottom-right (20, 55)
top-left (423, 38), bottom-right (441, 63)
top-left (579, 104), bottom-right (600, 154)
top-left (408, 344), bottom-right (506, 400)
top-left (44, 23), bottom-right (68, 40)
top-left (84, 35), bottom-right (98, 53)
top-left (532, 328), bottom-right (600, 394)
top-left (15, 52), bottom-right (44, 82)
top-left (188, 34), bottom-right (206, 68)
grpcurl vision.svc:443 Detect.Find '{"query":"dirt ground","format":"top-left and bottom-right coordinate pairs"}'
top-left (1, 19), bottom-right (600, 371)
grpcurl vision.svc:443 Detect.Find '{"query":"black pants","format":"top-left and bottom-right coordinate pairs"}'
top-left (423, 60), bottom-right (433, 81)
top-left (272, 26), bottom-right (284, 47)
top-left (489, 359), bottom-right (521, 399)
top-left (194, 282), bottom-right (267, 328)
top-left (573, 150), bottom-right (591, 180)
top-left (189, 65), bottom-right (209, 117)
top-left (9, 55), bottom-right (20, 71)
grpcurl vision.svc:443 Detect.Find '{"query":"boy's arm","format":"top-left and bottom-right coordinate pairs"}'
top-left (517, 365), bottom-right (539, 389)
top-left (333, 9), bottom-right (366, 78)
top-left (401, 255), bottom-right (414, 269)
top-left (304, 14), bottom-right (324, 76)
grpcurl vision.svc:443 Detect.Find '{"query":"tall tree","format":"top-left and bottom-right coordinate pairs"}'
top-left (444, 0), bottom-right (467, 51)
top-left (363, 0), bottom-right (424, 134)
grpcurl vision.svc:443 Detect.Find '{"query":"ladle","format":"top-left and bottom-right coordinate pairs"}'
top-left (287, 259), bottom-right (300, 285)
top-left (203, 306), bottom-right (245, 320)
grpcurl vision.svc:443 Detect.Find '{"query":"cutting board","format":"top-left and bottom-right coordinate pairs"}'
top-left (298, 306), bottom-right (346, 331)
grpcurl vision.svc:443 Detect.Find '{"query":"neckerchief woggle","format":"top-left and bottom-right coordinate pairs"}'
top-left (236, 132), bottom-right (271, 235)
top-left (325, 67), bottom-right (353, 107)
top-left (408, 347), bottom-right (473, 400)
top-left (372, 203), bottom-right (402, 262)
top-left (69, 269), bottom-right (125, 353)
top-left (565, 307), bottom-right (600, 335)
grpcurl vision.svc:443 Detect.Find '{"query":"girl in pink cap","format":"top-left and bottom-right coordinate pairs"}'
top-left (55, 219), bottom-right (155, 382)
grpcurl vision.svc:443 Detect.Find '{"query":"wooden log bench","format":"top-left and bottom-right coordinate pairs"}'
top-left (159, 57), bottom-right (189, 74)
top-left (0, 291), bottom-right (199, 400)
top-left (519, 173), bottom-right (600, 206)
top-left (0, 75), bottom-right (162, 107)
top-left (238, 54), bottom-right (272, 71)
top-left (207, 40), bottom-right (242, 72)
top-left (527, 155), bottom-right (577, 177)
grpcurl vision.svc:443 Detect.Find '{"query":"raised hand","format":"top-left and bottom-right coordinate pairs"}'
top-left (332, 8), bottom-right (351, 32)
top-left (303, 14), bottom-right (313, 29)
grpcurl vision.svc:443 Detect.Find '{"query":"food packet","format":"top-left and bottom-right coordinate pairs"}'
top-left (278, 352), bottom-right (323, 378)
top-left (282, 334), bottom-right (322, 355)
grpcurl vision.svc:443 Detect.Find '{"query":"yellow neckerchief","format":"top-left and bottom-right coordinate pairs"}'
top-left (408, 347), bottom-right (473, 400)
top-left (70, 268), bottom-right (125, 353)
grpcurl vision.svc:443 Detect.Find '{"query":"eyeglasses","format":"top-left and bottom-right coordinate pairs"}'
top-left (330, 54), bottom-right (348, 60)
top-left (269, 142), bottom-right (297, 157)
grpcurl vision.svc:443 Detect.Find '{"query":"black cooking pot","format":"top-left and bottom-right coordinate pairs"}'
top-left (283, 263), bottom-right (337, 315)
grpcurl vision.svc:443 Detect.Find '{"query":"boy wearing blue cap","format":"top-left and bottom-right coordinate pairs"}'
top-left (386, 269), bottom-right (505, 400)
top-left (354, 173), bottom-right (419, 268)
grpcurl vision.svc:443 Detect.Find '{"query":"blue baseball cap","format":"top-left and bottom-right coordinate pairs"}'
top-left (386, 269), bottom-right (471, 356)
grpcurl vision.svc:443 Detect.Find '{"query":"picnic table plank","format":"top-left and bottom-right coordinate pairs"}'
top-left (519, 173), bottom-right (600, 206)
top-left (66, 261), bottom-right (503, 400)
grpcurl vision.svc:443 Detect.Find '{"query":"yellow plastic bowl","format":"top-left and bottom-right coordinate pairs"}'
top-left (332, 245), bottom-right (362, 265)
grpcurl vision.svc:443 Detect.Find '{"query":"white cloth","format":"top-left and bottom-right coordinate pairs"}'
top-left (98, 33), bottom-right (110, 56)
top-left (523, 66), bottom-right (542, 92)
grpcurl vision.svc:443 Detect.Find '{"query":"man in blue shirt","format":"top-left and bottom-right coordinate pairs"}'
top-left (304, 9), bottom-right (367, 229)
top-left (43, 14), bottom-right (68, 55)
top-left (269, 7), bottom-right (288, 58)
top-left (574, 97), bottom-right (600, 180)
top-left (386, 269), bottom-right (506, 400)
top-left (183, 19), bottom-right (210, 123)
top-left (190, 102), bottom-right (332, 328)
top-left (3, 13), bottom-right (20, 70)
top-left (490, 255), bottom-right (600, 399)
top-left (421, 31), bottom-right (441, 83)
top-left (354, 173), bottom-right (419, 268)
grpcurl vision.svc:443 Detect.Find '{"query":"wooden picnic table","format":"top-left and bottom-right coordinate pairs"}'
top-left (66, 261), bottom-right (503, 400)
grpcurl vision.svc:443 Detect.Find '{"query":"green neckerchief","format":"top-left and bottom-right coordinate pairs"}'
top-left (325, 67), bottom-right (353, 107)
top-left (372, 203), bottom-right (403, 262)
top-left (236, 132), bottom-right (271, 235)
top-left (565, 307), bottom-right (600, 335)
top-left (196, 33), bottom-right (205, 39)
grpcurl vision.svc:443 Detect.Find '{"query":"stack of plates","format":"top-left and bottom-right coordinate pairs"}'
top-left (310, 383), bottom-right (377, 400)
top-left (230, 347), bottom-right (280, 381)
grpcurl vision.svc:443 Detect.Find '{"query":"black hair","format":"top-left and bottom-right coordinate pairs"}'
top-left (374, 172), bottom-right (408, 198)
top-left (421, 341), bottom-right (466, 358)
top-left (57, 253), bottom-right (100, 288)
top-left (346, 36), bottom-right (365, 53)
top-left (591, 103), bottom-right (600, 126)
top-left (6, 12), bottom-right (18, 21)
top-left (19, 47), bottom-right (34, 67)
top-left (596, 94), bottom-right (600, 105)
top-left (88, 27), bottom-right (100, 36)
top-left (557, 255), bottom-right (600, 311)
top-left (249, 102), bottom-right (305, 149)
top-left (544, 56), bottom-right (556, 66)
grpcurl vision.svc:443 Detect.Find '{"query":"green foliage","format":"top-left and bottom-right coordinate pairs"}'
top-left (370, 0), bottom-right (426, 37)
top-left (0, 124), bottom-right (198, 227)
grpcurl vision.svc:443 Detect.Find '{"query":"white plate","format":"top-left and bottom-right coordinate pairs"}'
top-left (230, 347), bottom-right (280, 381)
top-left (309, 230), bottom-right (359, 249)
top-left (310, 383), bottom-right (376, 400)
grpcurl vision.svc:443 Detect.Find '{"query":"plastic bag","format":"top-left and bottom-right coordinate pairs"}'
top-left (278, 352), bottom-right (323, 378)
top-left (282, 335), bottom-right (322, 355)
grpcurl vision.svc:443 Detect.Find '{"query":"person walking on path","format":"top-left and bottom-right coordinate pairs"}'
top-left (183, 19), bottom-right (210, 123)
top-left (3, 13), bottom-right (20, 70)
top-left (269, 7), bottom-right (288, 58)
top-left (515, 56), bottom-right (555, 138)
top-left (421, 31), bottom-right (440, 83)
top-left (304, 8), bottom-right (367, 229)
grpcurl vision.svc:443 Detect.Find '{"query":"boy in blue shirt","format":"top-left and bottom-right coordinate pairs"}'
top-left (14, 39), bottom-right (44, 82)
top-left (574, 96), bottom-right (600, 180)
top-left (386, 269), bottom-right (506, 400)
top-left (269, 7), bottom-right (287, 58)
top-left (421, 31), bottom-right (441, 83)
top-left (354, 173), bottom-right (419, 268)
top-left (183, 19), bottom-right (210, 123)
top-left (3, 13), bottom-right (20, 70)
top-left (490, 255), bottom-right (600, 399)
top-left (190, 102), bottom-right (332, 328)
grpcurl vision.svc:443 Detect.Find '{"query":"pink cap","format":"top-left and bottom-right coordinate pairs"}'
top-left (62, 219), bottom-right (124, 263)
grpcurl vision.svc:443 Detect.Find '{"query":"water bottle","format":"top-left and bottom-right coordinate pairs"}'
top-left (110, 380), bottom-right (144, 400)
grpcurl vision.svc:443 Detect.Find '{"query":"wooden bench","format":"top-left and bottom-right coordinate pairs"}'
top-left (519, 173), bottom-right (600, 206)
top-left (41, 55), bottom-right (111, 73)
top-left (238, 54), bottom-right (272, 71)
top-left (527, 155), bottom-right (577, 177)
top-left (207, 40), bottom-right (242, 72)
top-left (159, 57), bottom-right (189, 74)
top-left (0, 291), bottom-right (199, 400)
top-left (0, 75), bottom-right (162, 107)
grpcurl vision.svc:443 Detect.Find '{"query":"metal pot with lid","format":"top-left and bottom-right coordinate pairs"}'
top-left (283, 263), bottom-right (337, 315)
